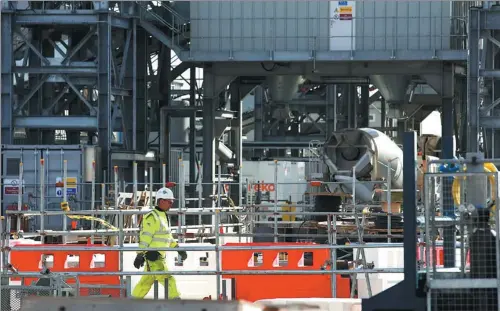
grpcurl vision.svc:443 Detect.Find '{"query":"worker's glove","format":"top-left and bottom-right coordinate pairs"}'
top-left (145, 251), bottom-right (162, 261)
top-left (134, 254), bottom-right (145, 269)
top-left (177, 250), bottom-right (187, 261)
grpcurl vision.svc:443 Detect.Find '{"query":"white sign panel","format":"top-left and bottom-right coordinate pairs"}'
top-left (329, 1), bottom-right (356, 51)
top-left (3, 179), bottom-right (24, 195)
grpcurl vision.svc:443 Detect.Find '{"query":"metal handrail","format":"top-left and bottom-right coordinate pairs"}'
top-left (136, 1), bottom-right (189, 44)
top-left (159, 1), bottom-right (189, 26)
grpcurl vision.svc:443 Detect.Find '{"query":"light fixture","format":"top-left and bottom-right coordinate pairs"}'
top-left (220, 113), bottom-right (233, 118)
top-left (145, 151), bottom-right (155, 158)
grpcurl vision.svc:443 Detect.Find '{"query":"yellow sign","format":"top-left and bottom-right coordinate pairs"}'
top-left (66, 177), bottom-right (77, 188)
top-left (339, 6), bottom-right (352, 13)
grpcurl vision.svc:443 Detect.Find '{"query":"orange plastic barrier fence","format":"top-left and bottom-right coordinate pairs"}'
top-left (221, 242), bottom-right (350, 301)
top-left (417, 245), bottom-right (470, 267)
top-left (10, 244), bottom-right (121, 297)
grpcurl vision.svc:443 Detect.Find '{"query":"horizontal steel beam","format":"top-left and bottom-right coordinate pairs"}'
top-left (162, 106), bottom-right (202, 118)
top-left (180, 50), bottom-right (466, 63)
top-left (111, 87), bottom-right (131, 97)
top-left (263, 135), bottom-right (326, 142)
top-left (111, 152), bottom-right (157, 162)
top-left (210, 61), bottom-right (452, 77)
top-left (14, 10), bottom-right (130, 28)
top-left (170, 141), bottom-right (315, 149)
top-left (480, 116), bottom-right (500, 128)
top-left (46, 76), bottom-right (96, 84)
top-left (479, 69), bottom-right (500, 78)
top-left (478, 8), bottom-right (500, 30)
top-left (14, 66), bottom-right (97, 75)
top-left (14, 116), bottom-right (98, 130)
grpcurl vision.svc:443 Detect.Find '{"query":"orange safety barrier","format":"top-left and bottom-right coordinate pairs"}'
top-left (417, 245), bottom-right (470, 267)
top-left (10, 244), bottom-right (121, 297)
top-left (221, 242), bottom-right (350, 301)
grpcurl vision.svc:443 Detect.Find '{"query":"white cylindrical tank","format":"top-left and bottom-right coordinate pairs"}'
top-left (323, 128), bottom-right (403, 189)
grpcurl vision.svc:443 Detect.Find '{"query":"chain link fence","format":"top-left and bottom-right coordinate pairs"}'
top-left (423, 165), bottom-right (500, 311)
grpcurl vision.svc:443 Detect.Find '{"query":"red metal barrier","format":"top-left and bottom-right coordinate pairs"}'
top-left (221, 242), bottom-right (350, 302)
top-left (10, 244), bottom-right (121, 297)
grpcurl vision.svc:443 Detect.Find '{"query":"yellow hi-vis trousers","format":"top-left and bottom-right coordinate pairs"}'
top-left (132, 259), bottom-right (180, 299)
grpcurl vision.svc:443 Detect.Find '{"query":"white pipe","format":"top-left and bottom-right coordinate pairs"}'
top-left (17, 162), bottom-right (23, 233)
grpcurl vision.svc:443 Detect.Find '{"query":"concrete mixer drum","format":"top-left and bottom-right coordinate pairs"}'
top-left (322, 128), bottom-right (404, 191)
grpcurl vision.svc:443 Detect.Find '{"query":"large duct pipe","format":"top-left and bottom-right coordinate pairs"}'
top-left (370, 75), bottom-right (410, 104)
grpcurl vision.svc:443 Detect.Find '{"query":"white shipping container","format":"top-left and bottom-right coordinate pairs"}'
top-left (181, 161), bottom-right (307, 203)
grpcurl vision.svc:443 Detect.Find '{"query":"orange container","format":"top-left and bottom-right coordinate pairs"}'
top-left (221, 242), bottom-right (350, 301)
top-left (10, 244), bottom-right (121, 297)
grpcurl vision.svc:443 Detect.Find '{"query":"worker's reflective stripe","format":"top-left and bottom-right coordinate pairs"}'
top-left (151, 210), bottom-right (171, 233)
top-left (139, 241), bottom-right (149, 247)
top-left (151, 237), bottom-right (175, 244)
top-left (143, 209), bottom-right (177, 248)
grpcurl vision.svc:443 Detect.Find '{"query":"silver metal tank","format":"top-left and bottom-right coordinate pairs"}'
top-left (266, 75), bottom-right (304, 103)
top-left (170, 100), bottom-right (189, 144)
top-left (323, 128), bottom-right (404, 189)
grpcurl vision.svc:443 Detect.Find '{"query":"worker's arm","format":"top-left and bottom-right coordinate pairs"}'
top-left (137, 213), bottom-right (159, 254)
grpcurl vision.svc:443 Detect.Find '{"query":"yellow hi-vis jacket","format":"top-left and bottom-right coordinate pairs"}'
top-left (138, 208), bottom-right (178, 258)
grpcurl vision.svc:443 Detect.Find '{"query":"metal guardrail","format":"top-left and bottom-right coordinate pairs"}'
top-left (136, 1), bottom-right (189, 47)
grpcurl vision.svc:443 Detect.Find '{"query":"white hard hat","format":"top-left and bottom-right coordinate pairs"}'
top-left (156, 187), bottom-right (175, 203)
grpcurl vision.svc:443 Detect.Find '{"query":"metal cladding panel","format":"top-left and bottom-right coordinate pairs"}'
top-left (190, 1), bottom-right (330, 52)
top-left (354, 1), bottom-right (452, 50)
top-left (1, 145), bottom-right (84, 231)
top-left (189, 1), bottom-right (464, 54)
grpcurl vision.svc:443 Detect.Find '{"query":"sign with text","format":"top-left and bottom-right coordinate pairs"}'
top-left (55, 177), bottom-right (78, 197)
top-left (329, 1), bottom-right (356, 50)
top-left (3, 179), bottom-right (22, 195)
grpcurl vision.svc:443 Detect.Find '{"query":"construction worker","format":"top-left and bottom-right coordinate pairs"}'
top-left (132, 187), bottom-right (187, 299)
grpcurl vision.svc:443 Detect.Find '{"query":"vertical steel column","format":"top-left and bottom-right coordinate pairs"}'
top-left (132, 19), bottom-right (138, 151)
top-left (441, 93), bottom-right (456, 268)
top-left (254, 85), bottom-right (264, 156)
top-left (325, 85), bottom-right (337, 136)
top-left (160, 107), bottom-right (171, 177)
top-left (380, 98), bottom-right (386, 132)
top-left (230, 81), bottom-right (242, 206)
top-left (159, 47), bottom-right (172, 180)
top-left (336, 85), bottom-right (349, 130)
top-left (136, 25), bottom-right (148, 153)
top-left (98, 6), bottom-right (112, 182)
top-left (189, 66), bottom-right (197, 209)
top-left (402, 131), bottom-right (418, 287)
top-left (1, 6), bottom-right (13, 144)
top-left (202, 68), bottom-right (216, 217)
top-left (467, 8), bottom-right (480, 152)
top-left (358, 85), bottom-right (370, 128)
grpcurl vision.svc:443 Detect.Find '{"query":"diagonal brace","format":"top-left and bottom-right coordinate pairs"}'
top-left (118, 29), bottom-right (133, 86)
top-left (42, 85), bottom-right (70, 115)
top-left (14, 28), bottom-right (50, 65)
top-left (61, 26), bottom-right (96, 65)
top-left (62, 75), bottom-right (97, 113)
top-left (14, 74), bottom-right (49, 114)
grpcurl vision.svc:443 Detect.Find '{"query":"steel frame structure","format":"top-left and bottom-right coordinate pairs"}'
top-left (468, 6), bottom-right (500, 157)
top-left (1, 1), bottom-right (471, 210)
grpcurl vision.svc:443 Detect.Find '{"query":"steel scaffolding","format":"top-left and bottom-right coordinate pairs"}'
top-left (0, 157), bottom-right (408, 309)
